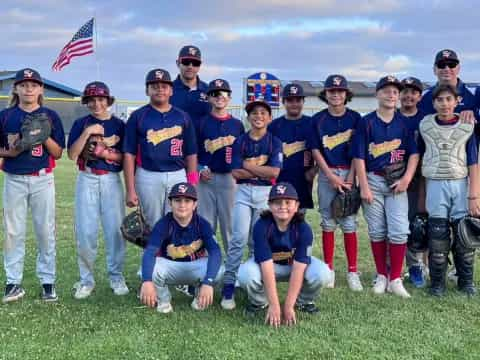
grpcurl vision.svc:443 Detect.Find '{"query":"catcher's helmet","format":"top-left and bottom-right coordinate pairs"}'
top-left (82, 81), bottom-right (115, 105)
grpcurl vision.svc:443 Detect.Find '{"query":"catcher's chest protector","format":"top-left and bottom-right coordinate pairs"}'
top-left (419, 114), bottom-right (473, 180)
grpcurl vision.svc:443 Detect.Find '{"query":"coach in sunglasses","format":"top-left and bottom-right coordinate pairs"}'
top-left (418, 49), bottom-right (478, 122)
top-left (172, 45), bottom-right (211, 130)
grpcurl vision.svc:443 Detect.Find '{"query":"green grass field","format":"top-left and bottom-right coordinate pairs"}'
top-left (1, 157), bottom-right (480, 360)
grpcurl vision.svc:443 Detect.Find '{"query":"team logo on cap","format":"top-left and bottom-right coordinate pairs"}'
top-left (405, 78), bottom-right (413, 84)
top-left (215, 79), bottom-right (224, 87)
top-left (387, 75), bottom-right (397, 83)
top-left (155, 71), bottom-right (164, 79)
top-left (178, 184), bottom-right (188, 193)
top-left (442, 50), bottom-right (451, 58)
top-left (333, 77), bottom-right (342, 86)
top-left (188, 47), bottom-right (197, 56)
top-left (276, 185), bottom-right (287, 194)
top-left (289, 86), bottom-right (298, 95)
top-left (24, 69), bottom-right (34, 78)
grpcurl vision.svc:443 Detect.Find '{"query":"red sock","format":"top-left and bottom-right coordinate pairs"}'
top-left (389, 243), bottom-right (407, 281)
top-left (371, 241), bottom-right (387, 276)
top-left (322, 231), bottom-right (335, 270)
top-left (344, 232), bottom-right (358, 273)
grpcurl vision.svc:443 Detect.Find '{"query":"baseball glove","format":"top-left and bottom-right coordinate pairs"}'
top-left (457, 216), bottom-right (480, 249)
top-left (408, 213), bottom-right (428, 252)
top-left (15, 112), bottom-right (51, 152)
top-left (331, 186), bottom-right (361, 219)
top-left (383, 161), bottom-right (406, 186)
top-left (81, 135), bottom-right (107, 161)
top-left (120, 206), bottom-right (151, 248)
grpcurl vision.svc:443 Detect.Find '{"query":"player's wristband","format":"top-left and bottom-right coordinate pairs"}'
top-left (187, 171), bottom-right (199, 186)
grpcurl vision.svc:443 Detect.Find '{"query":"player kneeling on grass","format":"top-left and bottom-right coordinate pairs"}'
top-left (352, 76), bottom-right (419, 298)
top-left (238, 182), bottom-right (332, 327)
top-left (140, 182), bottom-right (223, 313)
top-left (418, 84), bottom-right (480, 296)
top-left (67, 81), bottom-right (129, 299)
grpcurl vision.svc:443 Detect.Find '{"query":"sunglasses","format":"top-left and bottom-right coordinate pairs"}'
top-left (180, 59), bottom-right (201, 67)
top-left (209, 91), bottom-right (230, 98)
top-left (436, 62), bottom-right (458, 69)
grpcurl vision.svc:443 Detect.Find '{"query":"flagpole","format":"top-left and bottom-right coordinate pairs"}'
top-left (94, 16), bottom-right (100, 80)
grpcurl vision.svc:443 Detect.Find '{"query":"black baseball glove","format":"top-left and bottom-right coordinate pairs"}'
top-left (331, 186), bottom-right (361, 219)
top-left (15, 112), bottom-right (51, 152)
top-left (120, 206), bottom-right (151, 248)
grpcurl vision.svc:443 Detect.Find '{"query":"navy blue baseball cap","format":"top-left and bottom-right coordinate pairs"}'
top-left (320, 74), bottom-right (353, 100)
top-left (376, 75), bottom-right (403, 92)
top-left (14, 68), bottom-right (43, 86)
top-left (207, 79), bottom-right (231, 94)
top-left (145, 68), bottom-right (173, 86)
top-left (282, 83), bottom-right (304, 98)
top-left (82, 81), bottom-right (115, 104)
top-left (245, 100), bottom-right (272, 115)
top-left (401, 77), bottom-right (423, 93)
top-left (269, 182), bottom-right (299, 201)
top-left (178, 45), bottom-right (202, 62)
top-left (434, 49), bottom-right (459, 65)
top-left (168, 182), bottom-right (198, 201)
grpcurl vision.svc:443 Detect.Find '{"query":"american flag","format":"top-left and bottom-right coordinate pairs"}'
top-left (52, 18), bottom-right (94, 71)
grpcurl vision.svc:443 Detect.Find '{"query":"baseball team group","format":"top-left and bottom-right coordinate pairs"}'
top-left (1, 44), bottom-right (480, 327)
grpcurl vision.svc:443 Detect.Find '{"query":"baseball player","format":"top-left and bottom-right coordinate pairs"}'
top-left (139, 182), bottom-right (223, 313)
top-left (268, 83), bottom-right (315, 211)
top-left (221, 100), bottom-right (283, 310)
top-left (237, 182), bottom-right (332, 327)
top-left (67, 81), bottom-right (128, 299)
top-left (352, 75), bottom-right (419, 298)
top-left (197, 79), bottom-right (245, 252)
top-left (309, 75), bottom-right (363, 291)
top-left (417, 84), bottom-right (480, 296)
top-left (0, 68), bottom-right (65, 303)
top-left (171, 45), bottom-right (211, 130)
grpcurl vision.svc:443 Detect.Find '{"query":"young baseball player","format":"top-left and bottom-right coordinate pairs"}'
top-left (417, 84), bottom-right (480, 296)
top-left (67, 81), bottom-right (128, 299)
top-left (352, 75), bottom-right (419, 298)
top-left (399, 77), bottom-right (428, 288)
top-left (238, 182), bottom-right (332, 327)
top-left (197, 79), bottom-right (245, 252)
top-left (309, 75), bottom-right (363, 291)
top-left (140, 182), bottom-right (223, 313)
top-left (268, 83), bottom-right (315, 211)
top-left (221, 100), bottom-right (283, 310)
top-left (0, 68), bottom-right (65, 303)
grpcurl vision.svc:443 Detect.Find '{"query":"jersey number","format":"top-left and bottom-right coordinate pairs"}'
top-left (225, 146), bottom-right (232, 164)
top-left (170, 139), bottom-right (183, 156)
top-left (32, 145), bottom-right (43, 157)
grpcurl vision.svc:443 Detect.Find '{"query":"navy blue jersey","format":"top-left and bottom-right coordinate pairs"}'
top-left (0, 106), bottom-right (65, 175)
top-left (142, 212), bottom-right (221, 284)
top-left (197, 114), bottom-right (245, 173)
top-left (401, 109), bottom-right (426, 148)
top-left (171, 76), bottom-right (211, 129)
top-left (352, 111), bottom-right (418, 172)
top-left (68, 115), bottom-right (125, 172)
top-left (418, 79), bottom-right (478, 119)
top-left (231, 131), bottom-right (283, 186)
top-left (123, 104), bottom-right (197, 172)
top-left (269, 115), bottom-right (314, 208)
top-left (253, 215), bottom-right (312, 265)
top-left (309, 109), bottom-right (361, 168)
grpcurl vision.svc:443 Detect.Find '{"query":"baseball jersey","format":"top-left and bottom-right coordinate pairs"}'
top-left (309, 109), bottom-right (361, 168)
top-left (402, 109), bottom-right (426, 146)
top-left (352, 111), bottom-right (418, 172)
top-left (231, 131), bottom-right (283, 186)
top-left (0, 106), bottom-right (65, 175)
top-left (268, 115), bottom-right (314, 208)
top-left (253, 214), bottom-right (312, 265)
top-left (171, 76), bottom-right (211, 129)
top-left (68, 114), bottom-right (125, 172)
top-left (123, 104), bottom-right (197, 172)
top-left (142, 212), bottom-right (222, 284)
top-left (197, 114), bottom-right (245, 173)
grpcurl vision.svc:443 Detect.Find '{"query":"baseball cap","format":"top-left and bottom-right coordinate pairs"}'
top-left (178, 45), bottom-right (202, 62)
top-left (324, 75), bottom-right (349, 91)
top-left (268, 182), bottom-right (299, 201)
top-left (14, 68), bottom-right (43, 86)
top-left (282, 83), bottom-right (304, 98)
top-left (168, 182), bottom-right (198, 201)
top-left (81, 81), bottom-right (115, 104)
top-left (245, 100), bottom-right (272, 115)
top-left (376, 75), bottom-right (403, 92)
top-left (434, 49), bottom-right (459, 65)
top-left (145, 68), bottom-right (173, 86)
top-left (207, 79), bottom-right (231, 94)
top-left (401, 77), bottom-right (423, 93)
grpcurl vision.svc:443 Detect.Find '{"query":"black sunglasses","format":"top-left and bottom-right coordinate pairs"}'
top-left (209, 90), bottom-right (230, 98)
top-left (180, 59), bottom-right (201, 67)
top-left (436, 62), bottom-right (458, 69)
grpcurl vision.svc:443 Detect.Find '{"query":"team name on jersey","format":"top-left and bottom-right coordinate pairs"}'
top-left (204, 135), bottom-right (236, 154)
top-left (245, 155), bottom-right (269, 166)
top-left (166, 239), bottom-right (203, 259)
top-left (102, 134), bottom-right (120, 147)
top-left (368, 139), bottom-right (401, 158)
top-left (322, 129), bottom-right (353, 150)
top-left (272, 250), bottom-right (294, 261)
top-left (147, 126), bottom-right (182, 146)
top-left (283, 141), bottom-right (306, 158)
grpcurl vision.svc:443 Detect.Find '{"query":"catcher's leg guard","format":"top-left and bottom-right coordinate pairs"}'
top-left (452, 220), bottom-right (477, 296)
top-left (427, 218), bottom-right (450, 296)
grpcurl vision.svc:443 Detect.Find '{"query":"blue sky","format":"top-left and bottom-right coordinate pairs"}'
top-left (2, 0), bottom-right (479, 103)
